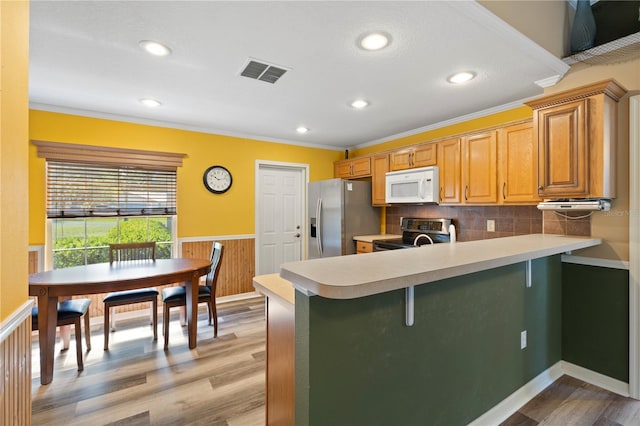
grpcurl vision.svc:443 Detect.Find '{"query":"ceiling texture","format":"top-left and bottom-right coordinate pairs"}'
top-left (29, 1), bottom-right (569, 150)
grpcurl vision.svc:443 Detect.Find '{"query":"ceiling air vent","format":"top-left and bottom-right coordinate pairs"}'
top-left (240, 59), bottom-right (289, 84)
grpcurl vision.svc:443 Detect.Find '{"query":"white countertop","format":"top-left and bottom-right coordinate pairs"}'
top-left (353, 234), bottom-right (402, 243)
top-left (280, 234), bottom-right (601, 299)
top-left (253, 273), bottom-right (295, 304)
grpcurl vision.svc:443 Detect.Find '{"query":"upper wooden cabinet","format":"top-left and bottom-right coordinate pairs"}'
top-left (334, 157), bottom-right (371, 179)
top-left (389, 143), bottom-right (436, 171)
top-left (525, 79), bottom-right (626, 199)
top-left (371, 153), bottom-right (389, 206)
top-left (498, 121), bottom-right (541, 204)
top-left (463, 131), bottom-right (498, 204)
top-left (437, 132), bottom-right (498, 205)
top-left (437, 138), bottom-right (462, 204)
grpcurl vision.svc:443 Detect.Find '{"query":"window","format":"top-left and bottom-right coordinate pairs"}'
top-left (33, 141), bottom-right (185, 269)
top-left (50, 216), bottom-right (175, 269)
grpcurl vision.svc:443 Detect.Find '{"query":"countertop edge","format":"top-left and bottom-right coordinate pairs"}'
top-left (253, 273), bottom-right (295, 305)
top-left (280, 235), bottom-right (602, 300)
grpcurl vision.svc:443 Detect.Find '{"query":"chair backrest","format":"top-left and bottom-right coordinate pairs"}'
top-left (205, 242), bottom-right (223, 292)
top-left (109, 242), bottom-right (156, 264)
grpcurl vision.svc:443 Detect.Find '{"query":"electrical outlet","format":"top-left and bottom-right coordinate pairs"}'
top-left (521, 330), bottom-right (527, 349)
top-left (487, 219), bottom-right (495, 232)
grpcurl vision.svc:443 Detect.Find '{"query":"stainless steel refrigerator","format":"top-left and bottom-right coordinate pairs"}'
top-left (308, 179), bottom-right (380, 258)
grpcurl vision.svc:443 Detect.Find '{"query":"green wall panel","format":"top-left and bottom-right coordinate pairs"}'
top-left (295, 256), bottom-right (562, 426)
top-left (562, 262), bottom-right (629, 382)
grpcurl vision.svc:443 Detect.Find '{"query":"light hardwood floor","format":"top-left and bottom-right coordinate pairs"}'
top-left (32, 296), bottom-right (640, 425)
top-left (31, 296), bottom-right (267, 425)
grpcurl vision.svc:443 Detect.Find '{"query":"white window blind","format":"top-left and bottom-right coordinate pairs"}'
top-left (46, 161), bottom-right (177, 218)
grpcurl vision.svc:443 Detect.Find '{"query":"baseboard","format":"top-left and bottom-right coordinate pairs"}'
top-left (469, 361), bottom-right (631, 425)
top-left (561, 361), bottom-right (630, 397)
top-left (468, 362), bottom-right (564, 426)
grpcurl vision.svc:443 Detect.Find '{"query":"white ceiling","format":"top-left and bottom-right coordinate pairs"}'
top-left (29, 1), bottom-right (569, 150)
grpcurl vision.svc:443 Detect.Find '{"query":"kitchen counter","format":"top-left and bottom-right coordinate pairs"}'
top-left (352, 234), bottom-right (401, 243)
top-left (253, 273), bottom-right (294, 304)
top-left (280, 234), bottom-right (601, 299)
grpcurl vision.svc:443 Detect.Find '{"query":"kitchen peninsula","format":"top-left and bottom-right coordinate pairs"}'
top-left (254, 234), bottom-right (602, 425)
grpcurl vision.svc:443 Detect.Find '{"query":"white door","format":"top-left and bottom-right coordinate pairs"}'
top-left (256, 162), bottom-right (306, 275)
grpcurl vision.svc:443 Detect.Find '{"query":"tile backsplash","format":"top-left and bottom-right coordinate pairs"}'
top-left (385, 205), bottom-right (591, 241)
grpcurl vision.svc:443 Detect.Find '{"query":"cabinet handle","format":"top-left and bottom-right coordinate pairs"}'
top-left (502, 182), bottom-right (506, 200)
top-left (538, 185), bottom-right (543, 191)
top-left (350, 164), bottom-right (353, 176)
top-left (410, 152), bottom-right (414, 167)
top-left (464, 185), bottom-right (468, 201)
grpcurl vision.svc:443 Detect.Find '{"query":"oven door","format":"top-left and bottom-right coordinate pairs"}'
top-left (372, 240), bottom-right (415, 251)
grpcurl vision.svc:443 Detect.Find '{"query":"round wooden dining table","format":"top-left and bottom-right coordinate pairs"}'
top-left (29, 258), bottom-right (212, 385)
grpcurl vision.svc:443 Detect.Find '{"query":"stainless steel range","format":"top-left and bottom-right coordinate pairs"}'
top-left (373, 218), bottom-right (453, 251)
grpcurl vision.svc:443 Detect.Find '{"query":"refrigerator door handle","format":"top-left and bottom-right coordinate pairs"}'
top-left (317, 198), bottom-right (323, 256)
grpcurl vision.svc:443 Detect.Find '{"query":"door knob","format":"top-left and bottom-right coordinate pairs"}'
top-left (295, 233), bottom-right (301, 238)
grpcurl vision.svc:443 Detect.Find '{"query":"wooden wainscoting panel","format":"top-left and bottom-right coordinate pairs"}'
top-left (182, 238), bottom-right (255, 297)
top-left (0, 310), bottom-right (32, 425)
top-left (28, 250), bottom-right (39, 274)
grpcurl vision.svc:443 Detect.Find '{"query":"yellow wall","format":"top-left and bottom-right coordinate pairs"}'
top-left (29, 111), bottom-right (342, 244)
top-left (352, 106), bottom-right (532, 157)
top-left (1, 0), bottom-right (30, 320)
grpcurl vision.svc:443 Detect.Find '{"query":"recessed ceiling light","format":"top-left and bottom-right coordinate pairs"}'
top-left (140, 98), bottom-right (161, 107)
top-left (358, 32), bottom-right (391, 51)
top-left (350, 99), bottom-right (369, 109)
top-left (447, 71), bottom-right (476, 84)
top-left (139, 40), bottom-right (172, 57)
top-left (296, 126), bottom-right (309, 134)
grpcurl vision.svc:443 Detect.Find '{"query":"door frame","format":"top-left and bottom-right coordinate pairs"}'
top-left (254, 160), bottom-right (309, 276)
top-left (629, 94), bottom-right (640, 399)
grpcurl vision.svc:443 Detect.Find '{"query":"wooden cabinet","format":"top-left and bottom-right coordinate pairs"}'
top-left (437, 138), bottom-right (462, 204)
top-left (463, 131), bottom-right (498, 204)
top-left (356, 241), bottom-right (373, 254)
top-left (438, 124), bottom-right (540, 206)
top-left (437, 133), bottom-right (498, 205)
top-left (334, 157), bottom-right (371, 178)
top-left (389, 143), bottom-right (436, 171)
top-left (371, 153), bottom-right (389, 206)
top-left (525, 79), bottom-right (626, 199)
top-left (498, 121), bottom-right (541, 204)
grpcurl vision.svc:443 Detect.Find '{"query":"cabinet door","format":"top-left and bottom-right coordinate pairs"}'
top-left (389, 150), bottom-right (412, 171)
top-left (463, 131), bottom-right (497, 204)
top-left (334, 160), bottom-right (352, 178)
top-left (350, 157), bottom-right (372, 177)
top-left (437, 138), bottom-right (462, 204)
top-left (334, 157), bottom-right (372, 178)
top-left (498, 122), bottom-right (540, 204)
top-left (537, 100), bottom-right (587, 197)
top-left (372, 154), bottom-right (389, 206)
top-left (412, 143), bottom-right (437, 168)
top-left (356, 241), bottom-right (373, 253)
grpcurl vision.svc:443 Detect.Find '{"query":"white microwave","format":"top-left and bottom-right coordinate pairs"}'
top-left (385, 166), bottom-right (439, 204)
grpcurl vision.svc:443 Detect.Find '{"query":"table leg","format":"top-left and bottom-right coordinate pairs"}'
top-left (186, 272), bottom-right (198, 349)
top-left (37, 293), bottom-right (59, 385)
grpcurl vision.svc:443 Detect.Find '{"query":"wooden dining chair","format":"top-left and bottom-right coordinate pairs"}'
top-left (103, 242), bottom-right (158, 350)
top-left (31, 298), bottom-right (92, 371)
top-left (161, 242), bottom-right (223, 349)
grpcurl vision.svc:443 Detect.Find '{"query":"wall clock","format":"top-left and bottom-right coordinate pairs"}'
top-left (203, 165), bottom-right (233, 194)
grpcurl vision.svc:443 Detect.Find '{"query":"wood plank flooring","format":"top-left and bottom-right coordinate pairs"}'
top-left (501, 374), bottom-right (640, 426)
top-left (32, 296), bottom-right (266, 425)
top-left (32, 296), bottom-right (640, 425)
